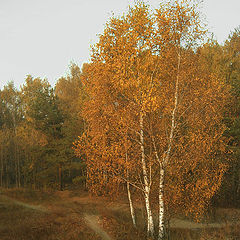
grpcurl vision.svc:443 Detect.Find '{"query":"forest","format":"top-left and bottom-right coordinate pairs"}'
top-left (0, 1), bottom-right (240, 240)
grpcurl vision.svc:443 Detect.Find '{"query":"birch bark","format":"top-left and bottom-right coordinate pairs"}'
top-left (140, 111), bottom-right (155, 237)
top-left (158, 51), bottom-right (181, 240)
top-left (158, 167), bottom-right (165, 240)
top-left (126, 152), bottom-right (137, 228)
top-left (127, 181), bottom-right (136, 227)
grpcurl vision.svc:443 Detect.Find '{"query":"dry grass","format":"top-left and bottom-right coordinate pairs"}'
top-left (0, 189), bottom-right (101, 240)
top-left (0, 188), bottom-right (240, 240)
top-left (0, 201), bottom-right (102, 240)
top-left (99, 207), bottom-right (147, 240)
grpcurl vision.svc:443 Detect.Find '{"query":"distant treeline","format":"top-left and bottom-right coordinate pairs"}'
top-left (0, 64), bottom-right (86, 191)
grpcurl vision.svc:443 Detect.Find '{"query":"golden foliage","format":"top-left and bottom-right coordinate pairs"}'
top-left (74, 0), bottom-right (230, 219)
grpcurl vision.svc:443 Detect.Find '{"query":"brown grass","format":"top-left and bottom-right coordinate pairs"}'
top-left (0, 188), bottom-right (240, 240)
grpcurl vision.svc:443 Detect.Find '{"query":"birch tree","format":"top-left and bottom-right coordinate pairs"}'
top-left (74, 1), bottom-right (230, 239)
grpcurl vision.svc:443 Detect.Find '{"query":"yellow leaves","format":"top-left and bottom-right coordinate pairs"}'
top-left (74, 1), bottom-right (231, 222)
top-left (155, 0), bottom-right (205, 48)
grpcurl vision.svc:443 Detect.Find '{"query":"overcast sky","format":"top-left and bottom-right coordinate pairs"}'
top-left (0, 0), bottom-right (239, 89)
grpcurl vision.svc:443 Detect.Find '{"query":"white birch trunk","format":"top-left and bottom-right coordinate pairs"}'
top-left (140, 111), bottom-right (155, 237)
top-left (163, 52), bottom-right (180, 165)
top-left (157, 50), bottom-right (181, 240)
top-left (158, 167), bottom-right (165, 240)
top-left (144, 188), bottom-right (154, 237)
top-left (152, 137), bottom-right (165, 240)
top-left (127, 181), bottom-right (137, 227)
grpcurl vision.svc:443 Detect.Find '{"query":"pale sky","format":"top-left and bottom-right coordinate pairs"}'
top-left (0, 0), bottom-right (239, 89)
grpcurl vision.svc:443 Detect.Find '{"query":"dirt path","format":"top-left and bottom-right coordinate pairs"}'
top-left (53, 191), bottom-right (240, 230)
top-left (0, 194), bottom-right (47, 212)
top-left (1, 193), bottom-right (112, 240)
top-left (170, 218), bottom-right (227, 229)
top-left (84, 214), bottom-right (112, 240)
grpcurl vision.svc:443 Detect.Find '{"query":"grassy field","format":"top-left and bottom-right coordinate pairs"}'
top-left (0, 188), bottom-right (239, 240)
